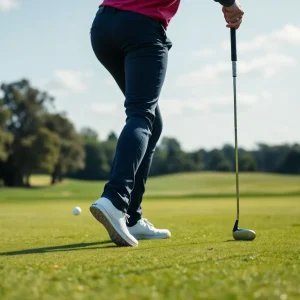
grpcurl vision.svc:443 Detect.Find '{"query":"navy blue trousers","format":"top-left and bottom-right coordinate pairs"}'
top-left (90, 6), bottom-right (172, 226)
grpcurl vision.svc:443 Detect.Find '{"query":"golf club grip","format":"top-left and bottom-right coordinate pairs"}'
top-left (230, 28), bottom-right (237, 62)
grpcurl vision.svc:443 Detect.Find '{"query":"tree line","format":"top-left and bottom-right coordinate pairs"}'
top-left (1, 79), bottom-right (299, 187)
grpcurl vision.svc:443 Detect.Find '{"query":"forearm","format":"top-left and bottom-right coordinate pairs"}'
top-left (214, 0), bottom-right (236, 7)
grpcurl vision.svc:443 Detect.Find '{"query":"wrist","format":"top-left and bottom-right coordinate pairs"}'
top-left (215, 0), bottom-right (236, 7)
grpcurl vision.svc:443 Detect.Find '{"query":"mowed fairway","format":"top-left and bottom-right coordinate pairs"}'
top-left (1, 173), bottom-right (300, 300)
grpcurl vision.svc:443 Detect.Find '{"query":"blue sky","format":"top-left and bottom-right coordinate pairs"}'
top-left (1, 0), bottom-right (299, 151)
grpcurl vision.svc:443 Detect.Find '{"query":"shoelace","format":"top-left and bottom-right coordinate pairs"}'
top-left (141, 218), bottom-right (154, 228)
top-left (124, 213), bottom-right (130, 224)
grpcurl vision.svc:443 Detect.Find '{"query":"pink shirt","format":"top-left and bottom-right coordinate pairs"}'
top-left (100, 0), bottom-right (181, 28)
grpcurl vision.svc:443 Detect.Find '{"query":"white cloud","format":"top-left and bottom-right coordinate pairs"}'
top-left (104, 77), bottom-right (116, 86)
top-left (0, 0), bottom-right (19, 12)
top-left (160, 92), bottom-right (271, 117)
top-left (222, 24), bottom-right (300, 53)
top-left (82, 71), bottom-right (94, 78)
top-left (43, 70), bottom-right (92, 93)
top-left (54, 70), bottom-right (87, 92)
top-left (261, 91), bottom-right (272, 103)
top-left (182, 24), bottom-right (298, 90)
top-left (160, 98), bottom-right (208, 117)
top-left (90, 103), bottom-right (121, 115)
top-left (274, 24), bottom-right (300, 45)
top-left (176, 52), bottom-right (296, 87)
top-left (238, 53), bottom-right (296, 78)
top-left (176, 62), bottom-right (229, 87)
top-left (192, 48), bottom-right (216, 58)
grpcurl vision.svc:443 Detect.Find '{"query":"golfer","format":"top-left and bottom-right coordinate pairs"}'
top-left (89, 0), bottom-right (244, 247)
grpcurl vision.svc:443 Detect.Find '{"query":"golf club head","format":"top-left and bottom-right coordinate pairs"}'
top-left (232, 220), bottom-right (256, 241)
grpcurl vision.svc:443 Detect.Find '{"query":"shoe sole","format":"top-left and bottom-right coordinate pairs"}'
top-left (90, 205), bottom-right (138, 247)
top-left (132, 234), bottom-right (171, 240)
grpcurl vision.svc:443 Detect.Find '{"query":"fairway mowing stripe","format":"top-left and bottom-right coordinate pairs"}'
top-left (144, 191), bottom-right (300, 200)
top-left (1, 191), bottom-right (300, 202)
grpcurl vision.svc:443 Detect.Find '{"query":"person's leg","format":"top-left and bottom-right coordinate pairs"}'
top-left (91, 8), bottom-right (165, 225)
top-left (90, 8), bottom-right (126, 95)
top-left (90, 7), bottom-right (139, 247)
top-left (89, 7), bottom-right (170, 246)
top-left (100, 14), bottom-right (170, 214)
top-left (127, 105), bottom-right (163, 226)
top-left (126, 104), bottom-right (171, 240)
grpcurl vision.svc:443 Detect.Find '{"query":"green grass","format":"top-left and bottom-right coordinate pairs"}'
top-left (1, 172), bottom-right (300, 202)
top-left (0, 173), bottom-right (300, 299)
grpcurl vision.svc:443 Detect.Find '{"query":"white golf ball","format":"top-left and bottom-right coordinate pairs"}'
top-left (73, 206), bottom-right (82, 216)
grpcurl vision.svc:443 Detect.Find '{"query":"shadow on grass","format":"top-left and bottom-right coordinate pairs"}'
top-left (0, 240), bottom-right (114, 256)
top-left (224, 240), bottom-right (255, 242)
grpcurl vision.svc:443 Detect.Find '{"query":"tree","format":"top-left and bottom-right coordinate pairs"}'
top-left (188, 150), bottom-right (205, 171)
top-left (239, 153), bottom-right (258, 172)
top-left (0, 79), bottom-right (56, 186)
top-left (222, 144), bottom-right (235, 167)
top-left (0, 106), bottom-right (14, 183)
top-left (0, 105), bottom-right (13, 162)
top-left (107, 131), bottom-right (118, 142)
top-left (21, 128), bottom-right (61, 185)
top-left (276, 144), bottom-right (300, 174)
top-left (206, 149), bottom-right (232, 172)
top-left (159, 137), bottom-right (186, 173)
top-left (44, 113), bottom-right (85, 184)
top-left (69, 127), bottom-right (117, 180)
top-left (254, 143), bottom-right (290, 172)
top-left (70, 140), bottom-right (110, 180)
top-left (80, 127), bottom-right (99, 142)
top-left (149, 148), bottom-right (167, 176)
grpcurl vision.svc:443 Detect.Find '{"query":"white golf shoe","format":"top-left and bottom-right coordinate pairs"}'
top-left (90, 197), bottom-right (138, 247)
top-left (128, 218), bottom-right (171, 240)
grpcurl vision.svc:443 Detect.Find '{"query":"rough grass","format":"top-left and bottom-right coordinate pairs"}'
top-left (0, 173), bottom-right (300, 299)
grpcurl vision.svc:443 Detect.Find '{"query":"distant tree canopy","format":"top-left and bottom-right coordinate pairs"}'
top-left (1, 79), bottom-right (299, 188)
top-left (69, 134), bottom-right (300, 181)
top-left (0, 79), bottom-right (85, 186)
top-left (0, 105), bottom-right (13, 162)
top-left (68, 130), bottom-right (117, 181)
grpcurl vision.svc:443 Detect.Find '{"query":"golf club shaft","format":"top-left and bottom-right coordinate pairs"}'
top-left (230, 28), bottom-right (240, 222)
top-left (233, 76), bottom-right (239, 222)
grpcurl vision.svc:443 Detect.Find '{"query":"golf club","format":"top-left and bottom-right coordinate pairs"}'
top-left (230, 28), bottom-right (256, 241)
